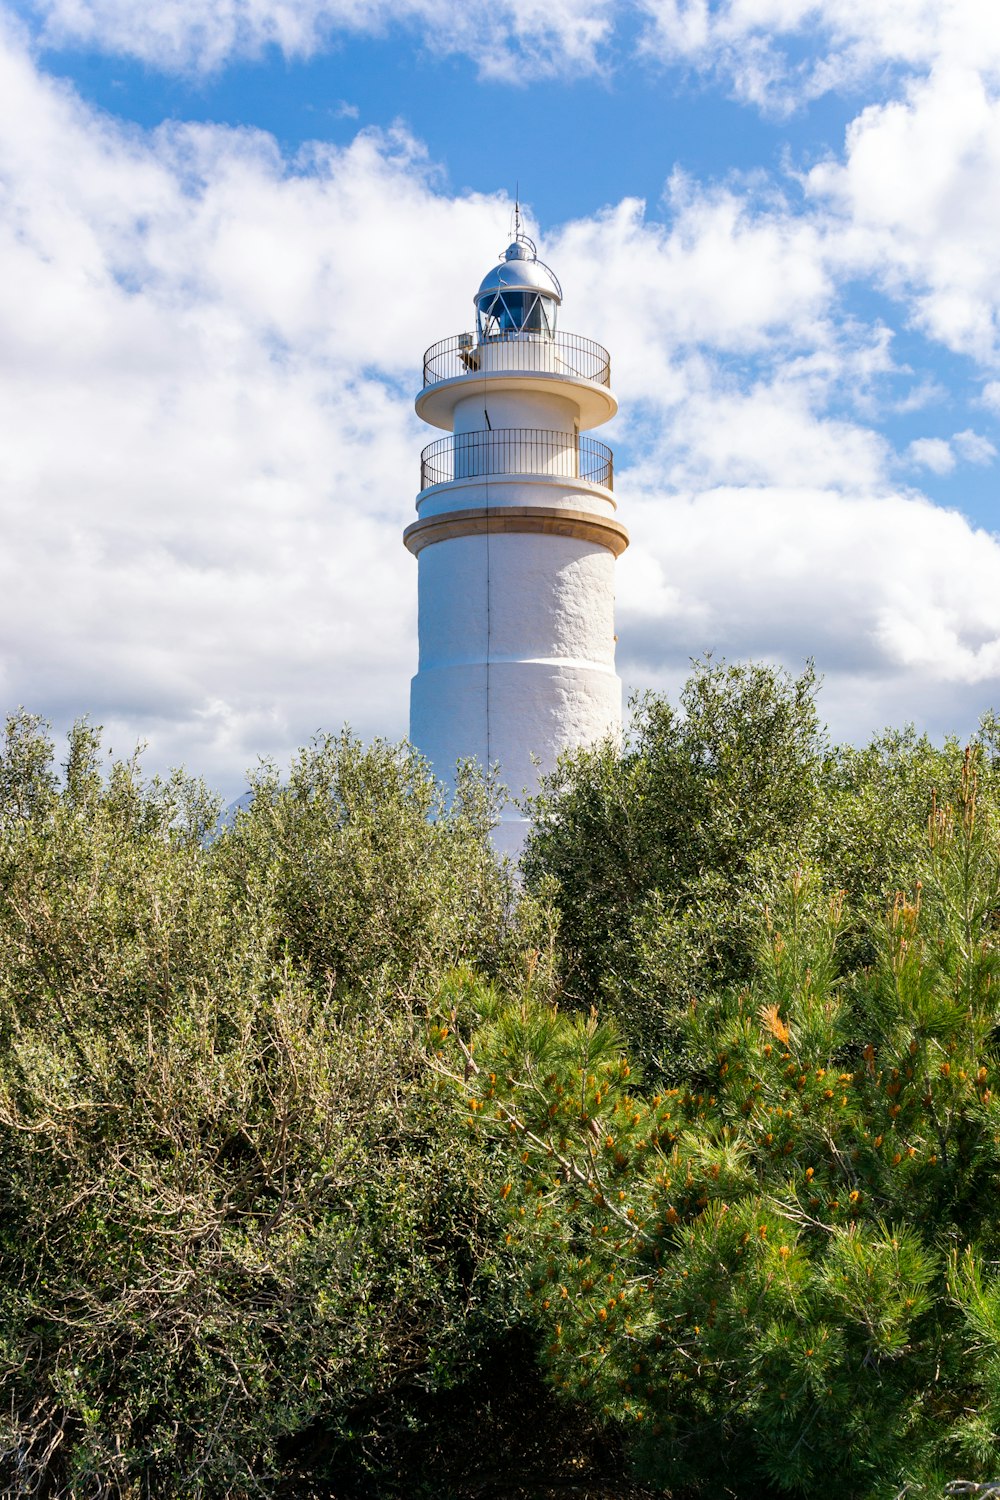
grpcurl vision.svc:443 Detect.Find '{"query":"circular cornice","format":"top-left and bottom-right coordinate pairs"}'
top-left (403, 504), bottom-right (630, 558)
top-left (415, 371), bottom-right (618, 432)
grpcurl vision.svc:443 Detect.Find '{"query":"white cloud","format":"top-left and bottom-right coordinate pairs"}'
top-left (645, 378), bottom-right (889, 490)
top-left (546, 189), bottom-right (841, 427)
top-left (952, 428), bottom-right (997, 465)
top-left (907, 438), bottom-right (955, 474)
top-left (806, 67), bottom-right (1000, 365)
top-left (0, 16), bottom-right (517, 792)
top-left (559, 184), bottom-right (832, 348)
top-left (616, 483), bottom-right (1000, 740)
top-left (538, 173), bottom-right (1000, 742)
top-left (547, 189), bottom-right (898, 495)
top-left (21, 0), bottom-right (1000, 105)
top-left (3, 9), bottom-right (1000, 797)
top-left (638, 0), bottom-right (1000, 110)
top-left (28, 0), bottom-right (615, 79)
top-left (893, 378), bottom-right (946, 414)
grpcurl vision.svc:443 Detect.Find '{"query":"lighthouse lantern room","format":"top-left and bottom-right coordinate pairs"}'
top-left (404, 225), bottom-right (628, 856)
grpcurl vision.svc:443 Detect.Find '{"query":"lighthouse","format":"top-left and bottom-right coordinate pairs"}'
top-left (404, 225), bottom-right (628, 856)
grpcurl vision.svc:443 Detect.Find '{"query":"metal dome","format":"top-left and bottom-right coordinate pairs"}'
top-left (475, 234), bottom-right (562, 304)
top-left (475, 232), bottom-right (562, 340)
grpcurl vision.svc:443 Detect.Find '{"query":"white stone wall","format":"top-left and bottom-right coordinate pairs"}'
top-left (410, 531), bottom-right (622, 838)
top-left (452, 389), bottom-right (578, 434)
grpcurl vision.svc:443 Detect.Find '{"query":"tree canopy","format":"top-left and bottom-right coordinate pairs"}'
top-left (3, 670), bottom-right (1000, 1498)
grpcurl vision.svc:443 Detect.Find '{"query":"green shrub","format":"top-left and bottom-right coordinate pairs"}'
top-left (449, 748), bottom-right (1000, 1496)
top-left (0, 715), bottom-right (528, 1497)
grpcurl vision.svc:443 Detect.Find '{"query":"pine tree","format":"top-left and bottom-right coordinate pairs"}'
top-left (445, 747), bottom-right (1000, 1497)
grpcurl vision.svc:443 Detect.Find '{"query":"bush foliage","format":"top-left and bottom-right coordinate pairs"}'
top-left (4, 664), bottom-right (1000, 1498)
top-left (0, 720), bottom-right (537, 1497)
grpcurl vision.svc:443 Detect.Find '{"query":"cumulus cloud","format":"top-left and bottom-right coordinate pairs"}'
top-left (907, 438), bottom-right (955, 474)
top-left (637, 378), bottom-right (889, 491)
top-left (952, 429), bottom-right (997, 465)
top-left (544, 182), bottom-right (1000, 741)
top-left (22, 0), bottom-right (1000, 105)
top-left (638, 0), bottom-right (1000, 111)
top-left (551, 186), bottom-right (834, 371)
top-left (893, 379), bottom-right (946, 414)
top-left (0, 16), bottom-right (516, 792)
top-left (28, 0), bottom-right (615, 79)
top-left (547, 189), bottom-right (897, 493)
top-left (615, 484), bottom-right (1000, 741)
top-left (806, 67), bottom-right (1000, 364)
top-left (3, 7), bottom-right (1000, 795)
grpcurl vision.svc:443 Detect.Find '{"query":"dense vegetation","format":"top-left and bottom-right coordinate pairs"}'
top-left (3, 663), bottom-right (1000, 1497)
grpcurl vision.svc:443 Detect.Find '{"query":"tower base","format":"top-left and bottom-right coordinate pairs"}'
top-left (410, 657), bottom-right (622, 858)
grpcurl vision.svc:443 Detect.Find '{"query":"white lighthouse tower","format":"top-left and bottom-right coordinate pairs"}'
top-left (404, 225), bottom-right (628, 856)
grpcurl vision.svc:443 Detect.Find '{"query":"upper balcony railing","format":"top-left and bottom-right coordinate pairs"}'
top-left (420, 428), bottom-right (613, 492)
top-left (422, 331), bottom-right (611, 389)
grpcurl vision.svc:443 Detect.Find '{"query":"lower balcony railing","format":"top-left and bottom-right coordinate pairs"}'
top-left (419, 428), bottom-right (613, 491)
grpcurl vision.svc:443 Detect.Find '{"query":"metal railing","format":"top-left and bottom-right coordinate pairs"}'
top-left (419, 428), bottom-right (613, 491)
top-left (422, 331), bottom-right (611, 388)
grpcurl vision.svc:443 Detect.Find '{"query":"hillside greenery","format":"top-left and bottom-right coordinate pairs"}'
top-left (2, 663), bottom-right (1000, 1497)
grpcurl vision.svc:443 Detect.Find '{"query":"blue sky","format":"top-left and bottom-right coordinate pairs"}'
top-left (2, 0), bottom-right (1000, 794)
top-left (35, 26), bottom-right (859, 219)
